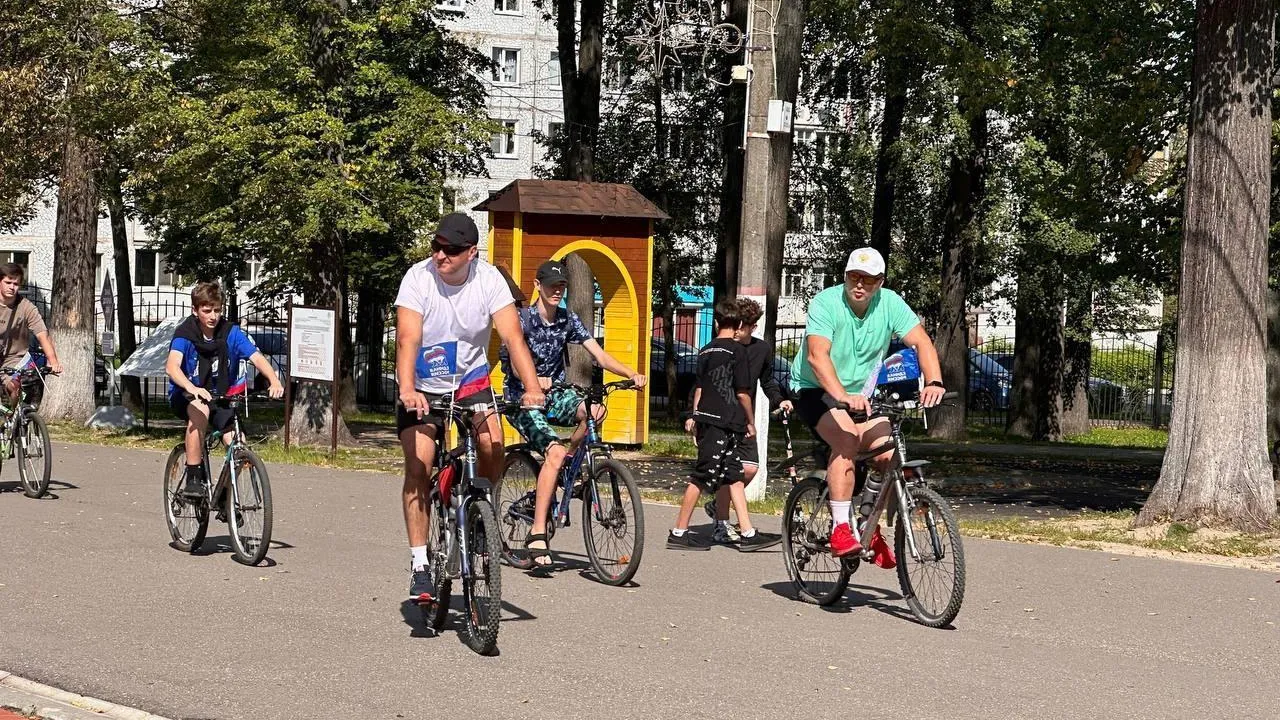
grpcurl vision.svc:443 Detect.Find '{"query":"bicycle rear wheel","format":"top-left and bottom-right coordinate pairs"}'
top-left (17, 412), bottom-right (51, 499)
top-left (225, 449), bottom-right (273, 566)
top-left (462, 497), bottom-right (502, 655)
top-left (782, 477), bottom-right (852, 605)
top-left (423, 489), bottom-right (452, 632)
top-left (497, 450), bottom-right (539, 570)
top-left (163, 445), bottom-right (208, 552)
top-left (894, 485), bottom-right (966, 628)
top-left (582, 459), bottom-right (644, 586)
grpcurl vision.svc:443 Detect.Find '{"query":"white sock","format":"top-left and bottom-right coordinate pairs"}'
top-left (671, 527), bottom-right (687, 537)
top-left (830, 501), bottom-right (852, 531)
top-left (740, 527), bottom-right (757, 538)
top-left (410, 545), bottom-right (429, 571)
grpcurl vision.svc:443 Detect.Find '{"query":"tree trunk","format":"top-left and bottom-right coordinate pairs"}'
top-left (761, 0), bottom-right (806, 346)
top-left (42, 129), bottom-right (99, 421)
top-left (1007, 263), bottom-right (1066, 440)
top-left (929, 105), bottom-right (987, 439)
top-left (714, 0), bottom-right (748, 302)
top-left (869, 71), bottom-right (906, 263)
top-left (1267, 289), bottom-right (1280, 494)
top-left (1060, 282), bottom-right (1091, 438)
top-left (105, 167), bottom-right (142, 409)
top-left (289, 0), bottom-right (354, 447)
top-left (1138, 0), bottom-right (1276, 530)
top-left (356, 282), bottom-right (387, 407)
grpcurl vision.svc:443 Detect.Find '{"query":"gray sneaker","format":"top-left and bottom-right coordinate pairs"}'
top-left (409, 567), bottom-right (437, 604)
top-left (711, 523), bottom-right (741, 544)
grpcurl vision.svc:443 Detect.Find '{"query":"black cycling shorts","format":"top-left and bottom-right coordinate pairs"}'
top-left (396, 388), bottom-right (497, 437)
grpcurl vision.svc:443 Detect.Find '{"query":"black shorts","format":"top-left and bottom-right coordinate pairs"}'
top-left (170, 394), bottom-right (237, 432)
top-left (735, 433), bottom-right (759, 467)
top-left (690, 424), bottom-right (746, 493)
top-left (396, 388), bottom-right (497, 437)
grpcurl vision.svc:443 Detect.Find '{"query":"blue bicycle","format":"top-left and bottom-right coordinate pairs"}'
top-left (498, 380), bottom-right (645, 586)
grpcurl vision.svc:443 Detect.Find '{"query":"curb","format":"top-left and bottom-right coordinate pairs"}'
top-left (0, 671), bottom-right (173, 720)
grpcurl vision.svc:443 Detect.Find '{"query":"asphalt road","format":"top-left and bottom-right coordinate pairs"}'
top-left (0, 443), bottom-right (1276, 720)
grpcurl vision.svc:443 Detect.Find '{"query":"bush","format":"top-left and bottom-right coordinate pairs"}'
top-left (777, 340), bottom-right (800, 361)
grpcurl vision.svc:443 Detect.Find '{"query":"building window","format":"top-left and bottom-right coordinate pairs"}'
top-left (603, 59), bottom-right (633, 90)
top-left (491, 47), bottom-right (519, 85)
top-left (436, 0), bottom-right (465, 11)
top-left (491, 120), bottom-right (517, 156)
top-left (238, 258), bottom-right (264, 286)
top-left (548, 51), bottom-right (561, 86)
top-left (0, 251), bottom-right (30, 274)
top-left (494, 0), bottom-right (519, 12)
top-left (547, 122), bottom-right (564, 143)
top-left (135, 250), bottom-right (183, 288)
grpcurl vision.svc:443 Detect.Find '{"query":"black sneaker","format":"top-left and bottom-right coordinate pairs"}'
top-left (703, 498), bottom-right (717, 521)
top-left (409, 567), bottom-right (436, 605)
top-left (180, 471), bottom-right (207, 499)
top-left (666, 530), bottom-right (711, 551)
top-left (737, 530), bottom-right (782, 552)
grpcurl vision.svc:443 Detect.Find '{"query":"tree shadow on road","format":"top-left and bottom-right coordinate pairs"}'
top-left (760, 580), bottom-right (921, 624)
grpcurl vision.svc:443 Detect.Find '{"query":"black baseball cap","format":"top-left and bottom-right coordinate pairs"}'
top-left (536, 260), bottom-right (568, 284)
top-left (434, 212), bottom-right (479, 248)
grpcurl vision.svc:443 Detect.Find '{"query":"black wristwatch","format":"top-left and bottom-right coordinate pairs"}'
top-left (926, 380), bottom-right (945, 389)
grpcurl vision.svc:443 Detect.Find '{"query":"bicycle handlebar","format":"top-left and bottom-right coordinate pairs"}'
top-left (0, 366), bottom-right (57, 379)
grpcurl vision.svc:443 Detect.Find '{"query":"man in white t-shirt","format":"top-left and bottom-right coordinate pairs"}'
top-left (394, 212), bottom-right (544, 607)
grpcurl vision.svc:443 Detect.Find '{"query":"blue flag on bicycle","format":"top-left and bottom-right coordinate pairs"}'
top-left (876, 348), bottom-right (921, 385)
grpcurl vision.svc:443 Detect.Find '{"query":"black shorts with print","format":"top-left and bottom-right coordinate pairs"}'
top-left (690, 424), bottom-right (746, 493)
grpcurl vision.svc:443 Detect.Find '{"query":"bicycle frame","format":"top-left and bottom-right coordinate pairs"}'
top-left (432, 394), bottom-right (498, 581)
top-left (854, 404), bottom-right (946, 563)
top-left (196, 395), bottom-right (250, 512)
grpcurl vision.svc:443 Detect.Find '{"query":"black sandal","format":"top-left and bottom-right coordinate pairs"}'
top-left (526, 532), bottom-right (552, 568)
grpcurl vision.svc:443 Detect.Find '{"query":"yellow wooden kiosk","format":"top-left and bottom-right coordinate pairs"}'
top-left (477, 180), bottom-right (666, 445)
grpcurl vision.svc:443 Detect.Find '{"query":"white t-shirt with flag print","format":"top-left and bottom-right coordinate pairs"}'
top-left (394, 258), bottom-right (515, 395)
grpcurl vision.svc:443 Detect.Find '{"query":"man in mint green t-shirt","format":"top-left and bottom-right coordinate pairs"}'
top-left (790, 247), bottom-right (946, 565)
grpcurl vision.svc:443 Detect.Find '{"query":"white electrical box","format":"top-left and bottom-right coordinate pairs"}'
top-left (731, 65), bottom-right (750, 83)
top-left (767, 100), bottom-right (793, 133)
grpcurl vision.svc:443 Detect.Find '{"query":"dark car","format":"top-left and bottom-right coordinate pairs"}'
top-left (245, 326), bottom-right (287, 391)
top-left (968, 348), bottom-right (1012, 411)
top-left (647, 337), bottom-right (699, 400)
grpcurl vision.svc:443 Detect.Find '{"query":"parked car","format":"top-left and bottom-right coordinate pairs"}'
top-left (245, 326), bottom-right (287, 391)
top-left (647, 337), bottom-right (699, 400)
top-left (968, 349), bottom-right (1012, 410)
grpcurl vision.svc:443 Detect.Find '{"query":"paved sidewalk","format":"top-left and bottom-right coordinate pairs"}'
top-left (0, 670), bottom-right (171, 720)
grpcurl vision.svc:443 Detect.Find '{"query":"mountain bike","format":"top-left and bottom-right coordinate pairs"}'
top-left (0, 366), bottom-right (55, 498)
top-left (498, 379), bottom-right (645, 586)
top-left (779, 390), bottom-right (966, 628)
top-left (420, 392), bottom-right (505, 655)
top-left (162, 391), bottom-right (273, 566)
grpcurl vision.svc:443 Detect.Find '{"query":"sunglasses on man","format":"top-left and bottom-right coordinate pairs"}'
top-left (431, 239), bottom-right (470, 257)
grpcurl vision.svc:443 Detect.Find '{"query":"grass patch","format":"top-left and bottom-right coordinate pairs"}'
top-left (1065, 427), bottom-right (1168, 449)
top-left (643, 435), bottom-right (697, 459)
top-left (961, 510), bottom-right (1280, 558)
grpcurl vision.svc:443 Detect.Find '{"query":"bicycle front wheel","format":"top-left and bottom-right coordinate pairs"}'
top-left (163, 445), bottom-right (208, 552)
top-left (225, 449), bottom-right (273, 566)
top-left (582, 459), bottom-right (644, 586)
top-left (423, 489), bottom-right (452, 632)
top-left (782, 477), bottom-right (852, 605)
top-left (462, 497), bottom-right (502, 655)
top-left (497, 450), bottom-right (540, 570)
top-left (894, 485), bottom-right (966, 628)
top-left (17, 412), bottom-right (51, 499)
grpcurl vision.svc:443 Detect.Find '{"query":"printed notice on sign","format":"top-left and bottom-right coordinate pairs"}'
top-left (289, 306), bottom-right (336, 382)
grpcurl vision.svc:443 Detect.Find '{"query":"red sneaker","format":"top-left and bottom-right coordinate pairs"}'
top-left (870, 525), bottom-right (896, 569)
top-left (829, 522), bottom-right (863, 558)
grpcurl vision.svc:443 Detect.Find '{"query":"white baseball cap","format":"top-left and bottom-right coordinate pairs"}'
top-left (845, 247), bottom-right (886, 276)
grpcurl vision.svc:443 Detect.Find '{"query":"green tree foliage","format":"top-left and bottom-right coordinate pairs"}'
top-left (132, 0), bottom-right (492, 297)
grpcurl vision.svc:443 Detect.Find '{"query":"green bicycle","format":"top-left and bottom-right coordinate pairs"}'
top-left (162, 390), bottom-right (273, 566)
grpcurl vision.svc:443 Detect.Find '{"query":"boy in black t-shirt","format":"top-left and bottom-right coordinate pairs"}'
top-left (667, 299), bottom-right (779, 551)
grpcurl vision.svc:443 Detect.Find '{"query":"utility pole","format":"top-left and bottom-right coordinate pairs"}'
top-left (735, 0), bottom-right (803, 501)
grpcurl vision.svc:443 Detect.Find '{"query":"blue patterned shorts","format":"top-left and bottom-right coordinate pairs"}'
top-left (509, 387), bottom-right (584, 455)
